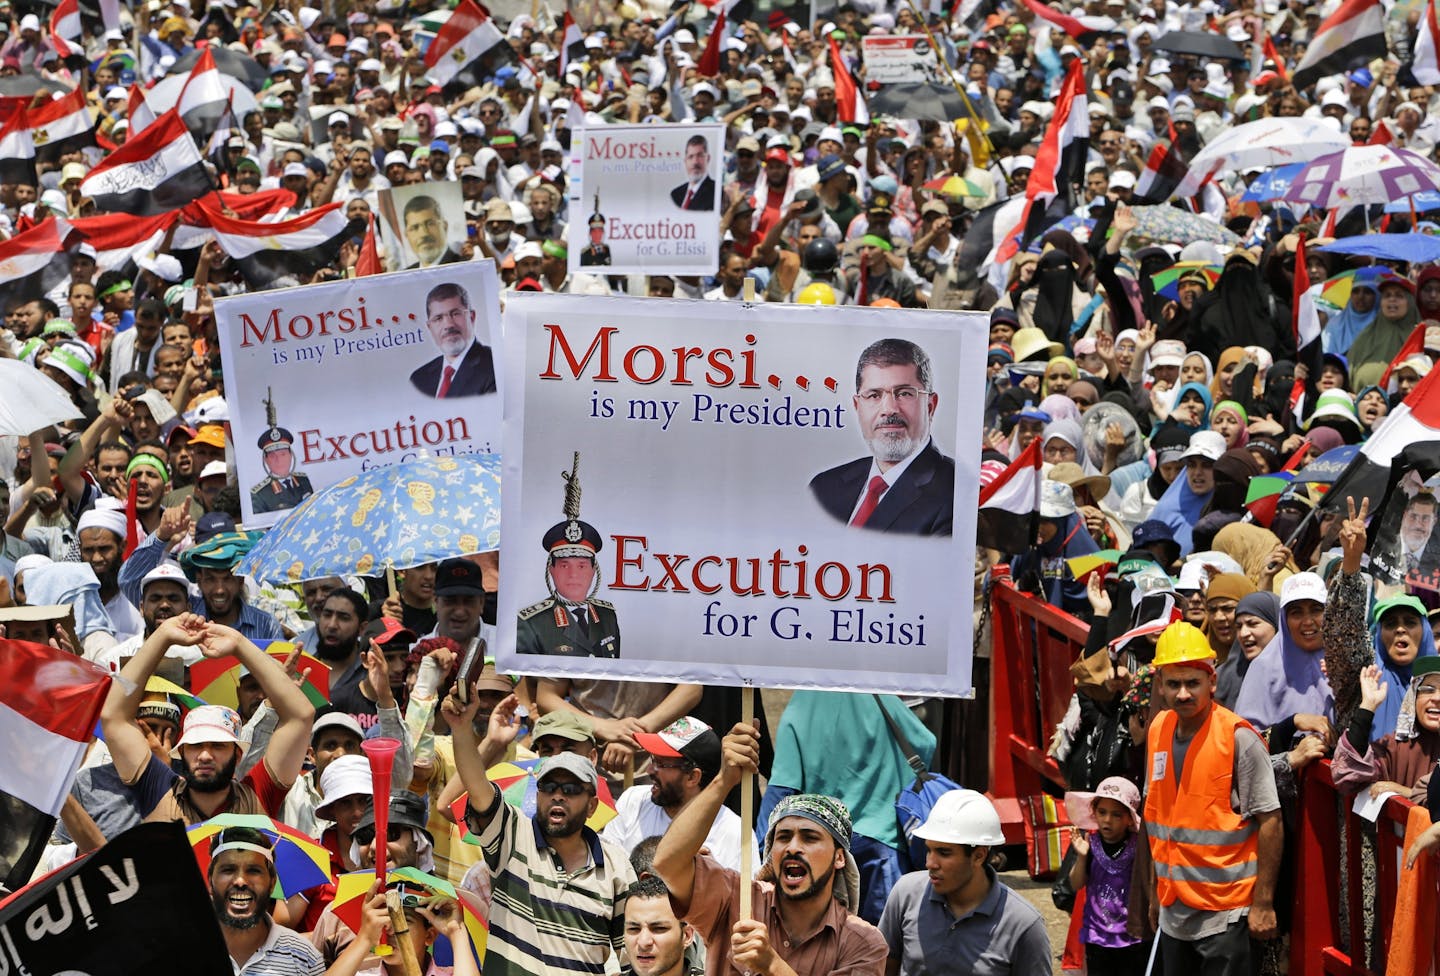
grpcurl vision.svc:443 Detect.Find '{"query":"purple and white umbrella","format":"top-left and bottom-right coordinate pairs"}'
top-left (1279, 145), bottom-right (1440, 210)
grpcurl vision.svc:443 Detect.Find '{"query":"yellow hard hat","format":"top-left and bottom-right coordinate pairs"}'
top-left (1152, 622), bottom-right (1217, 670)
top-left (797, 282), bottom-right (837, 305)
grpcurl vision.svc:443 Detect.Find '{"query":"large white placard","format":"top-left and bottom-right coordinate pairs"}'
top-left (566, 123), bottom-right (724, 277)
top-left (214, 263), bottom-right (503, 528)
top-left (495, 293), bottom-right (988, 696)
top-left (862, 35), bottom-right (944, 85)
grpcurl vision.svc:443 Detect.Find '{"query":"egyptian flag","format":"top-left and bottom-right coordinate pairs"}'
top-left (696, 0), bottom-right (735, 76)
top-left (424, 0), bottom-right (509, 87)
top-left (28, 88), bottom-right (95, 166)
top-left (126, 84), bottom-right (158, 136)
top-left (1322, 365), bottom-right (1440, 520)
top-left (50, 0), bottom-right (82, 59)
top-left (0, 219), bottom-right (74, 312)
top-left (962, 194), bottom-right (1027, 266)
top-left (828, 35), bottom-right (869, 124)
top-left (80, 110), bottom-right (210, 216)
top-left (1018, 58), bottom-right (1088, 244)
top-left (977, 439), bottom-right (1041, 553)
top-left (1415, 0), bottom-right (1440, 85)
top-left (1019, 0), bottom-right (1107, 45)
top-left (208, 202), bottom-right (363, 287)
top-left (1361, 437), bottom-right (1440, 587)
top-left (70, 211), bottom-right (173, 276)
top-left (1291, 0), bottom-right (1386, 90)
top-left (0, 109), bottom-right (35, 184)
top-left (177, 47), bottom-right (230, 144)
top-left (0, 637), bottom-right (111, 891)
top-left (355, 215), bottom-right (382, 277)
top-left (559, 8), bottom-right (585, 77)
top-left (1369, 119), bottom-right (1395, 145)
top-left (1292, 236), bottom-right (1323, 397)
top-left (1380, 323), bottom-right (1429, 388)
top-left (1135, 136), bottom-right (1189, 203)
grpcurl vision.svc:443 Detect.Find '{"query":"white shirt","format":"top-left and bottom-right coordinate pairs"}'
top-left (105, 591), bottom-right (144, 643)
top-left (601, 784), bottom-right (757, 872)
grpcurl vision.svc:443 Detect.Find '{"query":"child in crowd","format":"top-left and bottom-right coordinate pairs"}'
top-left (1066, 776), bottom-right (1149, 974)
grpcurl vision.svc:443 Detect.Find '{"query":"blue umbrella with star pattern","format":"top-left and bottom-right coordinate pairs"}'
top-left (233, 454), bottom-right (501, 583)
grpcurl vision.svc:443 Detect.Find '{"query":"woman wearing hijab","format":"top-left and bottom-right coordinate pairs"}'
top-left (1204, 448), bottom-right (1261, 519)
top-left (1040, 393), bottom-right (1082, 425)
top-left (1203, 572), bottom-right (1258, 661)
top-left (1235, 572), bottom-right (1336, 730)
top-left (1042, 356), bottom-right (1078, 397)
top-left (1179, 351), bottom-right (1213, 389)
top-left (1322, 268), bottom-right (1381, 356)
top-left (1348, 275), bottom-right (1420, 389)
top-left (1192, 250), bottom-right (1293, 368)
top-left (1150, 430), bottom-right (1224, 555)
top-left (1356, 384), bottom-right (1390, 435)
top-left (1417, 266), bottom-right (1440, 321)
top-left (1333, 655), bottom-right (1440, 803)
top-left (1042, 417), bottom-right (1086, 465)
top-left (1011, 480), bottom-right (1100, 617)
top-left (1366, 596), bottom-right (1437, 741)
top-left (1211, 400), bottom-right (1250, 448)
top-left (1155, 381), bottom-right (1212, 433)
top-left (1216, 591), bottom-right (1281, 709)
top-left (1210, 347), bottom-right (1248, 402)
top-left (1118, 426), bottom-right (1189, 529)
top-left (1027, 250), bottom-right (1103, 345)
top-left (1213, 521), bottom-right (1295, 592)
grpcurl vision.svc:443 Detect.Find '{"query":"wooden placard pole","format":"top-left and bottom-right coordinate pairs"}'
top-left (739, 685), bottom-right (756, 920)
top-left (384, 891), bottom-right (425, 976)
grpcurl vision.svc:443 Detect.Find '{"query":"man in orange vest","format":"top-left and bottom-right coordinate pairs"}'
top-left (1143, 621), bottom-right (1283, 975)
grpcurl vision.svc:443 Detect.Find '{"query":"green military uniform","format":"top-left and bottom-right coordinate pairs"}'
top-left (250, 424), bottom-right (313, 514)
top-left (580, 204), bottom-right (611, 267)
top-left (516, 596), bottom-right (620, 658)
top-left (517, 451), bottom-right (621, 657)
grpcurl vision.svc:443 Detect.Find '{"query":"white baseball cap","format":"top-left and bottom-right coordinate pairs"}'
top-left (1179, 430), bottom-right (1226, 463)
top-left (1281, 571), bottom-right (1328, 608)
top-left (141, 561), bottom-right (188, 592)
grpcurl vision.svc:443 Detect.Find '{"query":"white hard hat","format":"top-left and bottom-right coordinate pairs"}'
top-left (912, 789), bottom-right (1005, 847)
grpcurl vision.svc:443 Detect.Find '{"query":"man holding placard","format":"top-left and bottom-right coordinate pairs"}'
top-left (809, 338), bottom-right (955, 536)
top-left (652, 721), bottom-right (888, 976)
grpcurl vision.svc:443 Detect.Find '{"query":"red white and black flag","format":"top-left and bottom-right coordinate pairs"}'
top-left (829, 34), bottom-right (869, 124)
top-left (0, 108), bottom-right (35, 185)
top-left (1322, 364), bottom-right (1440, 524)
top-left (49, 0), bottom-right (82, 59)
top-left (0, 637), bottom-right (110, 891)
top-left (1415, 0), bottom-right (1440, 84)
top-left (4, 88), bottom-right (96, 173)
top-left (177, 46), bottom-right (231, 143)
top-left (1015, 57), bottom-right (1089, 248)
top-left (977, 439), bottom-right (1042, 553)
top-left (1292, 0), bottom-right (1386, 90)
top-left (1018, 0), bottom-right (1110, 46)
top-left (207, 202), bottom-right (364, 287)
top-left (424, 0), bottom-right (511, 87)
top-left (80, 109), bottom-right (211, 216)
top-left (559, 8), bottom-right (585, 77)
top-left (0, 218), bottom-right (75, 312)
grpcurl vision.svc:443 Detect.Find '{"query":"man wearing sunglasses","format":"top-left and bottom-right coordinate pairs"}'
top-left (446, 691), bottom-right (636, 976)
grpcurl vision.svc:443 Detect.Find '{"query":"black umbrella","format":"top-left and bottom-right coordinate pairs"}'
top-left (866, 82), bottom-right (970, 122)
top-left (1151, 31), bottom-right (1246, 61)
top-left (0, 74), bottom-right (67, 96)
top-left (168, 46), bottom-right (268, 92)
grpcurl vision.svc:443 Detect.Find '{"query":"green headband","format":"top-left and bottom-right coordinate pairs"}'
top-left (541, 240), bottom-right (568, 260)
top-left (42, 318), bottom-right (76, 337)
top-left (1213, 400), bottom-right (1248, 423)
top-left (17, 337), bottom-right (44, 361)
top-left (490, 134), bottom-right (517, 146)
top-left (858, 234), bottom-right (892, 252)
top-left (46, 345), bottom-right (95, 382)
top-left (99, 278), bottom-right (133, 299)
top-left (126, 453), bottom-right (171, 483)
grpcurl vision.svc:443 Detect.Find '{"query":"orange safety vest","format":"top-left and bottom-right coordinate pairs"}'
top-left (1144, 703), bottom-right (1260, 912)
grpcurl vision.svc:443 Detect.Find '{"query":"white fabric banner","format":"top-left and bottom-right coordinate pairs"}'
top-left (495, 293), bottom-right (987, 696)
top-left (214, 262), bottom-right (503, 528)
top-left (567, 123), bottom-right (725, 276)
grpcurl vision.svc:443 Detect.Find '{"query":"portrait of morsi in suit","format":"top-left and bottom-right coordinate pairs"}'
top-left (409, 281), bottom-right (498, 399)
top-left (809, 337), bottom-right (955, 536)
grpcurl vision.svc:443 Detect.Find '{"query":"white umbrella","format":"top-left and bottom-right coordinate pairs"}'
top-left (0, 359), bottom-right (82, 436)
top-left (1175, 117), bottom-right (1352, 199)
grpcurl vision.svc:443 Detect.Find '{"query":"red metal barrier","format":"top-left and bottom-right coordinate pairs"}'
top-left (989, 581), bottom-right (1440, 972)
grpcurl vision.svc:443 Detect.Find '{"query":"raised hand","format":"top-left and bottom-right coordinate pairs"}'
top-left (1339, 495), bottom-right (1369, 574)
top-left (1359, 664), bottom-right (1388, 713)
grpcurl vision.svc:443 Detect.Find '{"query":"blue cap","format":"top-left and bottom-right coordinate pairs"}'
top-left (430, 139), bottom-right (450, 154)
top-left (118, 68), bottom-right (136, 85)
top-left (1350, 68), bottom-right (1373, 87)
top-left (495, 65), bottom-right (517, 79)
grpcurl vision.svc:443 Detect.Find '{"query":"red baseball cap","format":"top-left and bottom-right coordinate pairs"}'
top-left (765, 147), bottom-right (791, 165)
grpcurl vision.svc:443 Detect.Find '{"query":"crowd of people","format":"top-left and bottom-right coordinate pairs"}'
top-left (6, 0), bottom-right (1440, 971)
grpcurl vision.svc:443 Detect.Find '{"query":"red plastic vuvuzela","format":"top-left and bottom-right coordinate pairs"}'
top-left (362, 737), bottom-right (402, 867)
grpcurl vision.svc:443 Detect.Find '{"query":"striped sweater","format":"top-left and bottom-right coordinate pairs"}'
top-left (467, 783), bottom-right (636, 975)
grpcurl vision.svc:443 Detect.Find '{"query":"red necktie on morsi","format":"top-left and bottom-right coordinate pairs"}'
top-left (437, 364), bottom-right (455, 398)
top-left (850, 475), bottom-right (887, 527)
